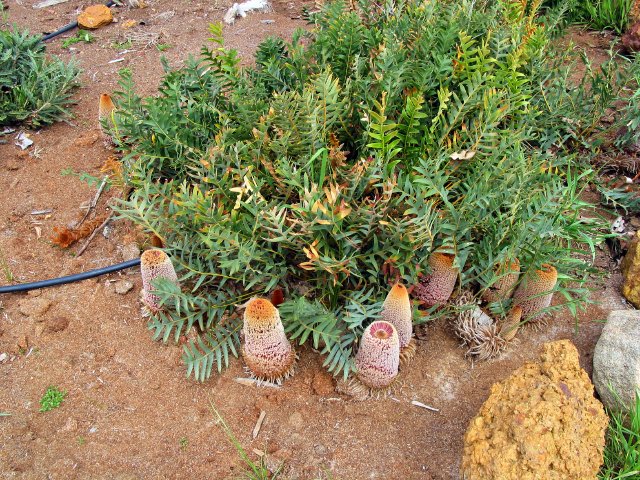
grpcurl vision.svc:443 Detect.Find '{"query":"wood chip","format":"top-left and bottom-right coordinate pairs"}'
top-left (252, 410), bottom-right (266, 439)
top-left (411, 400), bottom-right (440, 412)
top-left (33, 0), bottom-right (70, 8)
top-left (234, 377), bottom-right (281, 389)
top-left (30, 209), bottom-right (52, 215)
top-left (252, 448), bottom-right (265, 457)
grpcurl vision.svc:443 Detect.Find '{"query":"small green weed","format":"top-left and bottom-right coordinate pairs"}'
top-left (156, 43), bottom-right (172, 52)
top-left (112, 39), bottom-right (133, 51)
top-left (599, 392), bottom-right (640, 479)
top-left (179, 437), bottom-right (189, 450)
top-left (210, 403), bottom-right (283, 480)
top-left (61, 30), bottom-right (95, 49)
top-left (0, 412), bottom-right (10, 417)
top-left (77, 436), bottom-right (86, 446)
top-left (39, 386), bottom-right (66, 412)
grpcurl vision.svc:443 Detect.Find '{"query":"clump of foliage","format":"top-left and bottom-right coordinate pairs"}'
top-left (599, 393), bottom-right (640, 479)
top-left (39, 386), bottom-right (66, 412)
top-left (0, 27), bottom-right (80, 127)
top-left (112, 0), bottom-right (637, 381)
top-left (570, 0), bottom-right (632, 34)
top-left (62, 29), bottom-right (95, 49)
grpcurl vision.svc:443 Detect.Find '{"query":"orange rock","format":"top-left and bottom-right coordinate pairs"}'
top-left (77, 5), bottom-right (113, 29)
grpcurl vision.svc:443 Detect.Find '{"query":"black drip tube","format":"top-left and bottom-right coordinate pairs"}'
top-left (0, 258), bottom-right (140, 294)
top-left (42, 0), bottom-right (116, 42)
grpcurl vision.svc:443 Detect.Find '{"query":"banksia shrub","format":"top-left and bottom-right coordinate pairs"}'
top-left (355, 321), bottom-right (400, 390)
top-left (140, 249), bottom-right (179, 312)
top-left (242, 298), bottom-right (296, 383)
top-left (482, 259), bottom-right (520, 303)
top-left (414, 251), bottom-right (457, 307)
top-left (498, 306), bottom-right (522, 342)
top-left (513, 264), bottom-right (558, 321)
top-left (381, 283), bottom-right (416, 363)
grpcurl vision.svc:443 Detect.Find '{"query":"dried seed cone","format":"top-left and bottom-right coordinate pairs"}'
top-left (242, 298), bottom-right (296, 383)
top-left (482, 259), bottom-right (520, 303)
top-left (498, 306), bottom-right (522, 342)
top-left (414, 251), bottom-right (457, 307)
top-left (140, 249), bottom-right (178, 312)
top-left (355, 321), bottom-right (400, 390)
top-left (513, 264), bottom-right (558, 321)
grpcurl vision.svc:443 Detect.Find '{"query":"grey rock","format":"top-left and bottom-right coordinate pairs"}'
top-left (120, 242), bottom-right (141, 262)
top-left (114, 280), bottom-right (134, 295)
top-left (593, 310), bottom-right (640, 413)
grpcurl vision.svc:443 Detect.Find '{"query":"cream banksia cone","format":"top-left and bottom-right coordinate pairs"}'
top-left (482, 258), bottom-right (520, 303)
top-left (381, 283), bottom-right (416, 364)
top-left (98, 93), bottom-right (116, 145)
top-left (512, 263), bottom-right (558, 322)
top-left (355, 321), bottom-right (400, 391)
top-left (242, 298), bottom-right (296, 383)
top-left (498, 306), bottom-right (522, 342)
top-left (414, 250), bottom-right (457, 307)
top-left (141, 249), bottom-right (179, 313)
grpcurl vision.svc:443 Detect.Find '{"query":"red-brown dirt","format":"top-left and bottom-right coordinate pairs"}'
top-left (0, 2), bottom-right (633, 478)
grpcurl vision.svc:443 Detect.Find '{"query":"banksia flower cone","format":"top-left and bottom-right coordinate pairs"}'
top-left (242, 298), bottom-right (296, 383)
top-left (414, 250), bottom-right (457, 307)
top-left (355, 321), bottom-right (400, 390)
top-left (381, 283), bottom-right (416, 364)
top-left (498, 306), bottom-right (522, 342)
top-left (141, 249), bottom-right (179, 312)
top-left (513, 264), bottom-right (557, 321)
top-left (98, 93), bottom-right (116, 144)
top-left (482, 258), bottom-right (520, 303)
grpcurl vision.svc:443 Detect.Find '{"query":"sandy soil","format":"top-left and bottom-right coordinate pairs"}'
top-left (0, 2), bottom-right (634, 479)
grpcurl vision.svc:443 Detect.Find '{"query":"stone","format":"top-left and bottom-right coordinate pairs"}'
top-left (287, 411), bottom-right (304, 431)
top-left (18, 297), bottom-right (52, 318)
top-left (114, 280), bottom-right (134, 295)
top-left (121, 242), bottom-right (141, 262)
top-left (593, 310), bottom-right (640, 414)
top-left (77, 5), bottom-right (113, 29)
top-left (34, 324), bottom-right (46, 337)
top-left (311, 371), bottom-right (334, 396)
top-left (462, 340), bottom-right (608, 480)
top-left (46, 316), bottom-right (69, 333)
top-left (0, 353), bottom-right (7, 362)
top-left (621, 231), bottom-right (640, 308)
top-left (17, 335), bottom-right (28, 352)
top-left (61, 417), bottom-right (78, 432)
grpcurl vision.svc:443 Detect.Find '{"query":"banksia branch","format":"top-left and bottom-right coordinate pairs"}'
top-left (413, 250), bottom-right (457, 307)
top-left (242, 298), bottom-right (296, 383)
top-left (381, 283), bottom-right (416, 363)
top-left (512, 263), bottom-right (558, 321)
top-left (140, 249), bottom-right (179, 313)
top-left (482, 258), bottom-right (520, 303)
top-left (355, 321), bottom-right (400, 391)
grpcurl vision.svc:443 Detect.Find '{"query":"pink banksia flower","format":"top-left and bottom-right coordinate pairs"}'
top-left (482, 258), bottom-right (520, 303)
top-left (381, 283), bottom-right (416, 364)
top-left (140, 249), bottom-right (179, 313)
top-left (512, 263), bottom-right (558, 322)
top-left (355, 321), bottom-right (400, 390)
top-left (242, 298), bottom-right (296, 383)
top-left (414, 250), bottom-right (457, 307)
top-left (498, 306), bottom-right (522, 342)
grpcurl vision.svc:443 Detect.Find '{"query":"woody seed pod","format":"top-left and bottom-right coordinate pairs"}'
top-left (140, 249), bottom-right (179, 312)
top-left (512, 264), bottom-right (558, 321)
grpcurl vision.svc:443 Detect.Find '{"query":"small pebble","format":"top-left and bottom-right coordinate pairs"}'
top-left (0, 353), bottom-right (7, 362)
top-left (114, 280), bottom-right (134, 295)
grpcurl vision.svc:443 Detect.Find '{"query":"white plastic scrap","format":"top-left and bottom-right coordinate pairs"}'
top-left (15, 132), bottom-right (33, 150)
top-left (224, 0), bottom-right (272, 24)
top-left (612, 216), bottom-right (626, 234)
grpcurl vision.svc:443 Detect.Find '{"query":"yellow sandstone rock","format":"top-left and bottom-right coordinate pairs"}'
top-left (78, 5), bottom-right (113, 29)
top-left (462, 340), bottom-right (608, 480)
top-left (621, 231), bottom-right (640, 308)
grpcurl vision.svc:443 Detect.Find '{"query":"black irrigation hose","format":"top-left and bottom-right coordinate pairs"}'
top-left (0, 258), bottom-right (140, 294)
top-left (42, 0), bottom-right (116, 42)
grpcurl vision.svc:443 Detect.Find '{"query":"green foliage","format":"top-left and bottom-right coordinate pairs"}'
top-left (62, 30), bottom-right (95, 49)
top-left (112, 0), bottom-right (625, 381)
top-left (571, 0), bottom-right (632, 34)
top-left (0, 27), bottom-right (80, 127)
top-left (599, 392), bottom-right (640, 479)
top-left (39, 386), bottom-right (66, 412)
